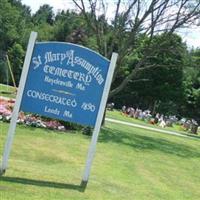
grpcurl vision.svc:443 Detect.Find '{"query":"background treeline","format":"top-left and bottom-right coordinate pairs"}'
top-left (0, 0), bottom-right (200, 122)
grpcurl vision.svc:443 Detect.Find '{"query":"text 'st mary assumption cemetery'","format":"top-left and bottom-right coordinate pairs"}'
top-left (21, 42), bottom-right (110, 127)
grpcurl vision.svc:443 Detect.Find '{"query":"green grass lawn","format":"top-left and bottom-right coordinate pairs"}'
top-left (1, 121), bottom-right (200, 200)
top-left (0, 84), bottom-right (16, 99)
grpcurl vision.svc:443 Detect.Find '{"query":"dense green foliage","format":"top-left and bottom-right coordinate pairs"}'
top-left (0, 0), bottom-right (200, 121)
top-left (181, 49), bottom-right (200, 120)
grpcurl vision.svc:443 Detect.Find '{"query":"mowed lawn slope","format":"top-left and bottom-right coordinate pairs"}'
top-left (0, 84), bottom-right (16, 99)
top-left (0, 121), bottom-right (200, 200)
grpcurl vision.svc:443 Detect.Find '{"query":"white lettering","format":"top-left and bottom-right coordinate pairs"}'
top-left (26, 90), bottom-right (77, 108)
top-left (44, 106), bottom-right (60, 115)
top-left (43, 50), bottom-right (105, 85)
top-left (63, 110), bottom-right (72, 118)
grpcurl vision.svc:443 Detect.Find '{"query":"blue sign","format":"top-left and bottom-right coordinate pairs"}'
top-left (20, 42), bottom-right (110, 127)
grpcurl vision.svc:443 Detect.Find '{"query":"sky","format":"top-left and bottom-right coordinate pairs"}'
top-left (21, 0), bottom-right (200, 48)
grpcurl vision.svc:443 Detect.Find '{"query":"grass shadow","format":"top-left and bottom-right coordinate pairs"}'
top-left (0, 176), bottom-right (86, 192)
top-left (99, 127), bottom-right (200, 158)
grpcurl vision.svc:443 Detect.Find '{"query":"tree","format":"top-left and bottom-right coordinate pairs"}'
top-left (0, 0), bottom-right (22, 51)
top-left (54, 11), bottom-right (88, 45)
top-left (33, 4), bottom-right (54, 25)
top-left (8, 0), bottom-right (32, 20)
top-left (8, 43), bottom-right (25, 85)
top-left (0, 0), bottom-right (31, 85)
top-left (111, 33), bottom-right (186, 114)
top-left (54, 10), bottom-right (73, 41)
top-left (72, 0), bottom-right (200, 98)
top-left (182, 48), bottom-right (200, 122)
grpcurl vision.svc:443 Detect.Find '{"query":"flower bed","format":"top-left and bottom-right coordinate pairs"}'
top-left (0, 98), bottom-right (66, 131)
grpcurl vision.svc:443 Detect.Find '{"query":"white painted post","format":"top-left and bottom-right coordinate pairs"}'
top-left (81, 52), bottom-right (118, 187)
top-left (0, 32), bottom-right (38, 175)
